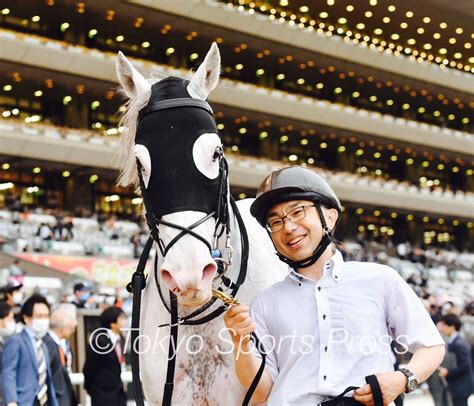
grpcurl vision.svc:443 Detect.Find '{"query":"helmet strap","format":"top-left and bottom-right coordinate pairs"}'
top-left (274, 203), bottom-right (333, 269)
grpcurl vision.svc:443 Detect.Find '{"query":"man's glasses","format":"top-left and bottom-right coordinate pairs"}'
top-left (266, 205), bottom-right (315, 233)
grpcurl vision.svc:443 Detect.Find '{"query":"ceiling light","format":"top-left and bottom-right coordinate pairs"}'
top-left (33, 167), bottom-right (41, 174)
top-left (279, 0), bottom-right (288, 5)
top-left (115, 35), bottom-right (124, 42)
top-left (299, 6), bottom-right (309, 12)
top-left (356, 23), bottom-right (365, 29)
top-left (60, 22), bottom-right (70, 32)
top-left (455, 27), bottom-right (463, 34)
top-left (365, 11), bottom-right (372, 18)
top-left (391, 33), bottom-right (399, 40)
top-left (346, 5), bottom-right (354, 12)
top-left (3, 85), bottom-right (12, 92)
top-left (88, 29), bottom-right (98, 38)
top-left (165, 47), bottom-right (175, 56)
top-left (433, 33), bottom-right (441, 39)
top-left (34, 90), bottom-right (43, 97)
top-left (369, 0), bottom-right (377, 5)
top-left (31, 15), bottom-right (40, 22)
top-left (62, 171), bottom-right (70, 178)
top-left (417, 28), bottom-right (425, 34)
top-left (439, 22), bottom-right (447, 29)
top-left (338, 17), bottom-right (347, 24)
top-left (1, 8), bottom-right (10, 15)
top-left (383, 17), bottom-right (390, 23)
top-left (319, 12), bottom-right (328, 18)
top-left (405, 11), bottom-right (414, 18)
top-left (2, 163), bottom-right (10, 170)
top-left (423, 17), bottom-right (431, 23)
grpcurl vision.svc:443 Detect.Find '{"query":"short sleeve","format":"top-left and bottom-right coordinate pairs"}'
top-left (250, 295), bottom-right (279, 381)
top-left (383, 266), bottom-right (444, 352)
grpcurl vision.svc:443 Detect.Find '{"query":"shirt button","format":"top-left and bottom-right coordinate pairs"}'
top-left (322, 314), bottom-right (326, 320)
top-left (324, 346), bottom-right (328, 352)
top-left (317, 286), bottom-right (321, 291)
top-left (323, 375), bottom-right (327, 380)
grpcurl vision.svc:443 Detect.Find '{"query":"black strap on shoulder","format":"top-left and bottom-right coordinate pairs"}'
top-left (163, 293), bottom-right (179, 406)
top-left (138, 98), bottom-right (214, 122)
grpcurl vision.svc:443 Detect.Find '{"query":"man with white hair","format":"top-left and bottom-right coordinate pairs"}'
top-left (43, 304), bottom-right (78, 406)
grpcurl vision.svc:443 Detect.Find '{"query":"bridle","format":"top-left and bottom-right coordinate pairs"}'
top-left (126, 97), bottom-right (265, 406)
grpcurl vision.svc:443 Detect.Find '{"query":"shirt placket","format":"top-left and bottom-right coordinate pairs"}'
top-left (315, 263), bottom-right (333, 392)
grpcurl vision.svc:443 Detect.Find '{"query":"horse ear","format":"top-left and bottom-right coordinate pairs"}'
top-left (116, 51), bottom-right (151, 99)
top-left (187, 42), bottom-right (221, 100)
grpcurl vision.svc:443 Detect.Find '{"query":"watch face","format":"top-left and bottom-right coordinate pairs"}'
top-left (408, 377), bottom-right (418, 391)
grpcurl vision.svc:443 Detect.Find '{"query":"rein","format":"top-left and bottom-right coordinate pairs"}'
top-left (127, 97), bottom-right (265, 406)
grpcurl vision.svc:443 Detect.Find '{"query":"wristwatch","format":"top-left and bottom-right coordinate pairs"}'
top-left (398, 367), bottom-right (419, 393)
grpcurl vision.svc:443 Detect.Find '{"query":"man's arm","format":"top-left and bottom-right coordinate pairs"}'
top-left (224, 305), bottom-right (273, 404)
top-left (2, 337), bottom-right (20, 405)
top-left (354, 344), bottom-right (445, 404)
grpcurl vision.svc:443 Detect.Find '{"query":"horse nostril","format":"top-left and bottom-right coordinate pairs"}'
top-left (160, 269), bottom-right (180, 293)
top-left (201, 262), bottom-right (217, 286)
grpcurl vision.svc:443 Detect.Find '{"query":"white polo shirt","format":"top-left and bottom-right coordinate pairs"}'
top-left (250, 249), bottom-right (444, 405)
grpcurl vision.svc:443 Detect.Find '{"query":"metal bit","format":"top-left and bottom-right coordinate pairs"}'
top-left (212, 288), bottom-right (240, 306)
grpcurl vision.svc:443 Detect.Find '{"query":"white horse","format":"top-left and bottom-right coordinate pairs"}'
top-left (116, 43), bottom-right (287, 405)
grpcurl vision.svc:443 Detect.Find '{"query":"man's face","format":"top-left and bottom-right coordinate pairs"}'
top-left (266, 200), bottom-right (338, 262)
top-left (60, 321), bottom-right (78, 340)
top-left (111, 314), bottom-right (127, 334)
top-left (24, 303), bottom-right (50, 326)
top-left (436, 321), bottom-right (454, 337)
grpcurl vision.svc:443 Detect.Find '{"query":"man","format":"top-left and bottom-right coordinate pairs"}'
top-left (0, 301), bottom-right (16, 405)
top-left (437, 314), bottom-right (474, 406)
top-left (44, 304), bottom-right (78, 406)
top-left (2, 294), bottom-right (58, 406)
top-left (71, 282), bottom-right (94, 309)
top-left (83, 306), bottom-right (127, 406)
top-left (224, 166), bottom-right (445, 405)
top-left (0, 280), bottom-right (24, 308)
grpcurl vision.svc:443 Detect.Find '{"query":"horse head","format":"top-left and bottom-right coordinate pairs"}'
top-left (116, 43), bottom-right (225, 308)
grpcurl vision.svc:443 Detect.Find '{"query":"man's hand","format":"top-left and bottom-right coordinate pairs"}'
top-left (438, 367), bottom-right (448, 378)
top-left (223, 304), bottom-right (255, 347)
top-left (353, 371), bottom-right (406, 405)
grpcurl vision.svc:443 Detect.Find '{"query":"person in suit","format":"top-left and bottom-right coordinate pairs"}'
top-left (44, 304), bottom-right (78, 406)
top-left (0, 301), bottom-right (16, 405)
top-left (437, 314), bottom-right (474, 406)
top-left (2, 294), bottom-right (58, 406)
top-left (83, 306), bottom-right (127, 406)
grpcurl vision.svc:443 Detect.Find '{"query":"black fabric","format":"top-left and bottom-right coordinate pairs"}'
top-left (43, 334), bottom-right (78, 406)
top-left (136, 77), bottom-right (220, 219)
top-left (83, 331), bottom-right (127, 406)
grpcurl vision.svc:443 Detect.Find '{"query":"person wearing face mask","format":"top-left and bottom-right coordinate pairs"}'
top-left (0, 301), bottom-right (16, 405)
top-left (2, 294), bottom-right (58, 406)
top-left (0, 280), bottom-right (24, 310)
top-left (43, 304), bottom-right (78, 406)
top-left (83, 307), bottom-right (128, 406)
top-left (224, 166), bottom-right (445, 406)
top-left (71, 282), bottom-right (94, 309)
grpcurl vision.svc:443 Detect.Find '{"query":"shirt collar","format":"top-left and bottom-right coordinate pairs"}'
top-left (448, 332), bottom-right (459, 344)
top-left (48, 329), bottom-right (62, 345)
top-left (288, 249), bottom-right (344, 284)
top-left (25, 326), bottom-right (37, 340)
top-left (107, 329), bottom-right (119, 345)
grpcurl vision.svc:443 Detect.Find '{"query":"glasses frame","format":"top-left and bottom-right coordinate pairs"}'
top-left (265, 204), bottom-right (315, 233)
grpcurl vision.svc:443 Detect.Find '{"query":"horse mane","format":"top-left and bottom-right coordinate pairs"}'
top-left (115, 70), bottom-right (197, 192)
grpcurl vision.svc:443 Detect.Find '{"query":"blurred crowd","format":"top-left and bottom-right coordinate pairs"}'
top-left (0, 277), bottom-right (131, 406)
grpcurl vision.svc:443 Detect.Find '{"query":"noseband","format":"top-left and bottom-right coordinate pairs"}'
top-left (127, 97), bottom-right (263, 406)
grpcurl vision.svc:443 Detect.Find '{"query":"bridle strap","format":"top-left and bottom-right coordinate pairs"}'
top-left (138, 98), bottom-right (214, 122)
top-left (127, 236), bottom-right (153, 406)
top-left (163, 292), bottom-right (179, 406)
top-left (159, 212), bottom-right (215, 256)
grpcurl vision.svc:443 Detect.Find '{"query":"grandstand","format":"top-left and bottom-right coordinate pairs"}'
top-left (0, 1), bottom-right (473, 404)
top-left (0, 1), bottom-right (472, 282)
